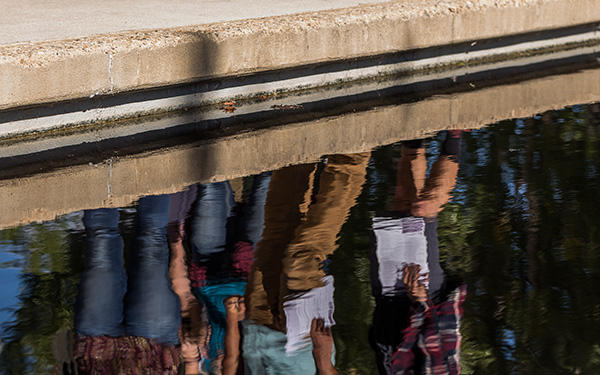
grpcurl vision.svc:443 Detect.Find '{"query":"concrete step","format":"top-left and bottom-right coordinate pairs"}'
top-left (2, 60), bottom-right (600, 229)
top-left (1, 0), bottom-right (599, 138)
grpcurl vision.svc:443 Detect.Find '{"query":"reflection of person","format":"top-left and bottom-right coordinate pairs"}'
top-left (168, 186), bottom-right (207, 375)
top-left (244, 152), bottom-right (370, 375)
top-left (369, 131), bottom-right (466, 375)
top-left (57, 195), bottom-right (182, 374)
top-left (186, 174), bottom-right (270, 375)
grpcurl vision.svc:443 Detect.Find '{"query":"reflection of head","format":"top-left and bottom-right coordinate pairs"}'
top-left (194, 282), bottom-right (247, 361)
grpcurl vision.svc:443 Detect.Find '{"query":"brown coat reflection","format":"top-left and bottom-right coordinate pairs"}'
top-left (245, 152), bottom-right (370, 332)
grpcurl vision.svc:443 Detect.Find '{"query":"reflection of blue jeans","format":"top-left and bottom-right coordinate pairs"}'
top-left (244, 172), bottom-right (271, 245)
top-left (190, 182), bottom-right (235, 257)
top-left (74, 195), bottom-right (180, 345)
top-left (190, 174), bottom-right (272, 259)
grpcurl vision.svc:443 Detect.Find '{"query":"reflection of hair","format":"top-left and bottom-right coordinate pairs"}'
top-left (193, 281), bottom-right (246, 362)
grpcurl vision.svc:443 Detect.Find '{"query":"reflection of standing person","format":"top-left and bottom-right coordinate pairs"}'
top-left (369, 131), bottom-right (466, 375)
top-left (65, 195), bottom-right (182, 374)
top-left (168, 185), bottom-right (207, 375)
top-left (186, 174), bottom-right (270, 375)
top-left (244, 152), bottom-right (370, 375)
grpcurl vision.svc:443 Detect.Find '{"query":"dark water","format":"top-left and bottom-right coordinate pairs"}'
top-left (1, 103), bottom-right (600, 374)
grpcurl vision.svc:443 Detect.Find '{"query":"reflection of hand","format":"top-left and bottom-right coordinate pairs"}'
top-left (224, 296), bottom-right (246, 324)
top-left (402, 264), bottom-right (428, 303)
top-left (310, 319), bottom-right (337, 375)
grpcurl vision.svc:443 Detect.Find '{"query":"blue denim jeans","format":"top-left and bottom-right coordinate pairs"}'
top-left (74, 195), bottom-right (180, 345)
top-left (190, 182), bottom-right (235, 257)
top-left (243, 172), bottom-right (272, 245)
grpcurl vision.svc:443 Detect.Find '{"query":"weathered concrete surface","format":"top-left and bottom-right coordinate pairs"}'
top-left (1, 66), bottom-right (599, 229)
top-left (1, 0), bottom-right (599, 112)
top-left (0, 0), bottom-right (397, 45)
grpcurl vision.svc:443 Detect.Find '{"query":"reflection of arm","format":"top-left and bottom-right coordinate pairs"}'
top-left (168, 223), bottom-right (203, 374)
top-left (311, 319), bottom-right (338, 375)
top-left (222, 318), bottom-right (240, 375)
top-left (223, 297), bottom-right (245, 375)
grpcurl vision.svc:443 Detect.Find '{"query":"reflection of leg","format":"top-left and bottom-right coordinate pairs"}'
top-left (231, 172), bottom-right (273, 279)
top-left (283, 152), bottom-right (370, 291)
top-left (168, 185), bottom-right (198, 228)
top-left (245, 164), bottom-right (316, 331)
top-left (413, 134), bottom-right (461, 218)
top-left (124, 195), bottom-right (180, 345)
top-left (75, 208), bottom-right (126, 337)
top-left (190, 182), bottom-right (234, 257)
top-left (392, 141), bottom-right (427, 212)
top-left (425, 220), bottom-right (445, 296)
top-left (243, 172), bottom-right (272, 246)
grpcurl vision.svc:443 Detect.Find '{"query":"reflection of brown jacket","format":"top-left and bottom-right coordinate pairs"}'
top-left (245, 153), bottom-right (370, 332)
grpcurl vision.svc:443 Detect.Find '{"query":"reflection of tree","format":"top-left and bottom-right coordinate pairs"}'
top-left (438, 104), bottom-right (600, 374)
top-left (2, 103), bottom-right (600, 374)
top-left (0, 215), bottom-right (87, 374)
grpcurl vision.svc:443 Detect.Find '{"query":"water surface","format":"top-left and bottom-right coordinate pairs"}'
top-left (1, 103), bottom-right (600, 374)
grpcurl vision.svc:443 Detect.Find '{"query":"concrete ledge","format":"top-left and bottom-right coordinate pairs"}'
top-left (1, 0), bottom-right (600, 112)
top-left (1, 66), bottom-right (599, 229)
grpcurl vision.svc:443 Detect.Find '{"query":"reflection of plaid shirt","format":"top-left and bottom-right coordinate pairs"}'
top-left (391, 285), bottom-right (466, 375)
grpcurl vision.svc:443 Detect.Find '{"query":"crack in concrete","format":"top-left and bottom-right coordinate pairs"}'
top-left (107, 158), bottom-right (113, 199)
top-left (108, 53), bottom-right (114, 94)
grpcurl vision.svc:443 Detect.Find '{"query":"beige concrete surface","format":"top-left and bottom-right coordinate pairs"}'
top-left (1, 0), bottom-right (599, 112)
top-left (2, 66), bottom-right (599, 229)
top-left (0, 0), bottom-right (396, 45)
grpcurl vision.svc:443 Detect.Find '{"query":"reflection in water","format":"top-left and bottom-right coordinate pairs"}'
top-left (369, 131), bottom-right (465, 375)
top-left (56, 152), bottom-right (372, 374)
top-left (64, 197), bottom-right (181, 373)
top-left (2, 104), bottom-right (600, 374)
top-left (184, 176), bottom-right (269, 374)
top-left (245, 153), bottom-right (369, 375)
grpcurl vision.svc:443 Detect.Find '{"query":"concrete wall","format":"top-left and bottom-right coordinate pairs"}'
top-left (1, 66), bottom-right (599, 229)
top-left (1, 0), bottom-right (600, 111)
